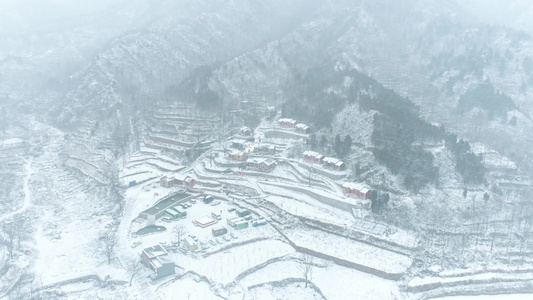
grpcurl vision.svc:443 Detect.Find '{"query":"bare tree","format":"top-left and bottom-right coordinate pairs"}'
top-left (296, 254), bottom-right (313, 288)
top-left (98, 231), bottom-right (116, 264)
top-left (172, 223), bottom-right (187, 247)
top-left (2, 221), bottom-right (15, 259)
top-left (126, 257), bottom-right (142, 286)
top-left (7, 273), bottom-right (42, 300)
top-left (14, 216), bottom-right (28, 251)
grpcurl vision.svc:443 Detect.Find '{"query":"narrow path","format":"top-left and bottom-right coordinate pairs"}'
top-left (0, 157), bottom-right (33, 222)
top-left (115, 182), bottom-right (160, 300)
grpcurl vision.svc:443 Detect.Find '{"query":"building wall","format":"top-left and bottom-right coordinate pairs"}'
top-left (156, 263), bottom-right (175, 279)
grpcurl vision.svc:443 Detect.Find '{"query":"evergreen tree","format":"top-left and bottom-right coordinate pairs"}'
top-left (319, 135), bottom-right (328, 151)
top-left (343, 134), bottom-right (352, 157)
top-left (334, 134), bottom-right (342, 157)
top-left (309, 133), bottom-right (317, 150)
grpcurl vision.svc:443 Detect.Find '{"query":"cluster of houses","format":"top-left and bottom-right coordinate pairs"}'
top-left (160, 174), bottom-right (195, 188)
top-left (342, 182), bottom-right (371, 199)
top-left (224, 136), bottom-right (278, 172)
top-left (278, 118), bottom-right (311, 134)
top-left (303, 150), bottom-right (346, 171)
top-left (141, 244), bottom-right (175, 280)
top-left (279, 118), bottom-right (297, 127)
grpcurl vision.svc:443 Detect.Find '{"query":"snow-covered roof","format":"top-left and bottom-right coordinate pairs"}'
top-left (343, 182), bottom-right (364, 190)
top-left (247, 158), bottom-right (263, 164)
top-left (303, 150), bottom-right (320, 157)
top-left (295, 123), bottom-right (309, 129)
top-left (229, 149), bottom-right (246, 156)
top-left (323, 157), bottom-right (343, 165)
top-left (174, 174), bottom-right (191, 181)
top-left (279, 118), bottom-right (296, 123)
top-left (185, 236), bottom-right (197, 246)
top-left (257, 144), bottom-right (276, 150)
top-left (143, 244), bottom-right (168, 259)
top-left (228, 217), bottom-right (244, 222)
top-left (360, 187), bottom-right (370, 194)
top-left (157, 256), bottom-right (174, 265)
top-left (231, 138), bottom-right (247, 144)
top-left (196, 216), bottom-right (215, 225)
top-left (261, 158), bottom-right (276, 166)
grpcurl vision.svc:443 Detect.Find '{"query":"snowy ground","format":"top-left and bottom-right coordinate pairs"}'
top-left (3, 109), bottom-right (532, 300)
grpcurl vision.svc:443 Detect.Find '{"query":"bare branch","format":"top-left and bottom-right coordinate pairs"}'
top-left (126, 257), bottom-right (142, 286)
top-left (296, 254), bottom-right (313, 288)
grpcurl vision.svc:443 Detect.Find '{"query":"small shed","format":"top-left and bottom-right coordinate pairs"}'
top-left (184, 236), bottom-right (198, 252)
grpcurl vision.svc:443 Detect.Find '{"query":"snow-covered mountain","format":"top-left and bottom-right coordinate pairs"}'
top-left (2, 1), bottom-right (533, 299)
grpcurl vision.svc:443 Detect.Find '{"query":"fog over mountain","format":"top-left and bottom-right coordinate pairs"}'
top-left (1, 1), bottom-right (533, 299)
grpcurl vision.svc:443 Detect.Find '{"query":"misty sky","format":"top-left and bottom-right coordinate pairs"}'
top-left (2, 0), bottom-right (532, 36)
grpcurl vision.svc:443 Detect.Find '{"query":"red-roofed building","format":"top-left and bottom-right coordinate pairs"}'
top-left (279, 118), bottom-right (297, 127)
top-left (303, 151), bottom-right (325, 163)
top-left (343, 182), bottom-right (371, 199)
top-left (161, 174), bottom-right (195, 187)
top-left (323, 157), bottom-right (345, 171)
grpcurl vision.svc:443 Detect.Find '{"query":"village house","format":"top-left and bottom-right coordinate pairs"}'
top-left (278, 118), bottom-right (297, 127)
top-left (255, 143), bottom-right (277, 155)
top-left (259, 158), bottom-right (277, 172)
top-left (295, 123), bottom-right (311, 134)
top-left (160, 176), bottom-right (178, 187)
top-left (265, 106), bottom-right (276, 118)
top-left (160, 174), bottom-right (195, 187)
top-left (303, 151), bottom-right (325, 164)
top-left (343, 182), bottom-right (371, 199)
top-left (246, 157), bottom-right (277, 172)
top-left (230, 138), bottom-right (248, 150)
top-left (141, 245), bottom-right (175, 280)
top-left (246, 158), bottom-right (263, 169)
top-left (239, 126), bottom-right (252, 136)
top-left (174, 174), bottom-right (195, 187)
top-left (227, 149), bottom-right (247, 161)
top-left (323, 156), bottom-right (346, 171)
